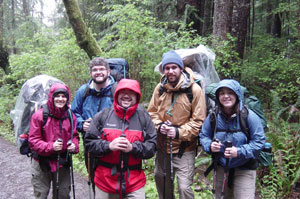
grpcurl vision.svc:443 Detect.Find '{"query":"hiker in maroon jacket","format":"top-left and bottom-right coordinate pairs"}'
top-left (29, 83), bottom-right (79, 199)
top-left (85, 79), bottom-right (157, 199)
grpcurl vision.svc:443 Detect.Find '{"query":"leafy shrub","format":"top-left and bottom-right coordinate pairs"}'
top-left (241, 35), bottom-right (300, 107)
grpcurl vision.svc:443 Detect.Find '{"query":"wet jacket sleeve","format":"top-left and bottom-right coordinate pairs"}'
top-left (130, 109), bottom-right (157, 159)
top-left (28, 111), bottom-right (55, 156)
top-left (237, 111), bottom-right (265, 159)
top-left (84, 111), bottom-right (111, 156)
top-left (177, 84), bottom-right (206, 142)
top-left (199, 115), bottom-right (213, 154)
top-left (147, 84), bottom-right (164, 130)
top-left (71, 85), bottom-right (87, 132)
top-left (71, 112), bottom-right (80, 154)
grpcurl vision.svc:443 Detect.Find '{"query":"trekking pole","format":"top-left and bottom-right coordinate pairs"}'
top-left (87, 152), bottom-right (93, 199)
top-left (170, 137), bottom-right (174, 199)
top-left (162, 134), bottom-right (167, 199)
top-left (212, 139), bottom-right (220, 199)
top-left (67, 140), bottom-right (76, 199)
top-left (56, 138), bottom-right (63, 199)
top-left (221, 141), bottom-right (232, 199)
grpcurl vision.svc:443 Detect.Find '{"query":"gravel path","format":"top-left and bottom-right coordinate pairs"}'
top-left (0, 136), bottom-right (91, 199)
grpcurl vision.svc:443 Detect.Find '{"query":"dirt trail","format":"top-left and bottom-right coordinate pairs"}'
top-left (0, 136), bottom-right (91, 199)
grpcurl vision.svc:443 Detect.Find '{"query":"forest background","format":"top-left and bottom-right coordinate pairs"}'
top-left (0, 0), bottom-right (299, 198)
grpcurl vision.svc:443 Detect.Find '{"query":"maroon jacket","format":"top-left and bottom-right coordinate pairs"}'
top-left (85, 79), bottom-right (156, 194)
top-left (29, 83), bottom-right (79, 172)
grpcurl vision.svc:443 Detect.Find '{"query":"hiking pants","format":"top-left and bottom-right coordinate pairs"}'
top-left (31, 160), bottom-right (71, 199)
top-left (215, 166), bottom-right (256, 199)
top-left (95, 186), bottom-right (145, 199)
top-left (154, 149), bottom-right (195, 199)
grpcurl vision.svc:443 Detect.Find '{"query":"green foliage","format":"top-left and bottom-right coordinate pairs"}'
top-left (98, 1), bottom-right (206, 101)
top-left (241, 35), bottom-right (300, 107)
top-left (212, 34), bottom-right (242, 80)
top-left (256, 91), bottom-right (300, 198)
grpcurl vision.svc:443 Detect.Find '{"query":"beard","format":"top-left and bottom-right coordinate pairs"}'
top-left (92, 75), bottom-right (109, 84)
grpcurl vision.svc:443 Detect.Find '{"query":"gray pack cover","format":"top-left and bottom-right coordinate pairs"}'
top-left (10, 75), bottom-right (64, 148)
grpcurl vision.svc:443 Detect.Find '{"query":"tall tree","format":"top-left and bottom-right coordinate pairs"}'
top-left (0, 0), bottom-right (9, 74)
top-left (231, 0), bottom-right (250, 59)
top-left (202, 0), bottom-right (213, 36)
top-left (212, 0), bottom-right (232, 42)
top-left (62, 0), bottom-right (102, 59)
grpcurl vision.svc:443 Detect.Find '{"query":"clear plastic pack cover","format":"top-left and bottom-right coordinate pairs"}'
top-left (154, 44), bottom-right (220, 89)
top-left (10, 75), bottom-right (64, 146)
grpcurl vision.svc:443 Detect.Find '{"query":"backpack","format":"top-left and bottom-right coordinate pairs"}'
top-left (19, 104), bottom-right (73, 156)
top-left (205, 83), bottom-right (271, 169)
top-left (82, 58), bottom-right (130, 102)
top-left (9, 75), bottom-right (67, 156)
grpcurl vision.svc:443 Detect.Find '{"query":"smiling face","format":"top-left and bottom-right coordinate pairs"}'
top-left (117, 89), bottom-right (137, 108)
top-left (53, 93), bottom-right (67, 108)
top-left (218, 87), bottom-right (237, 113)
top-left (90, 65), bottom-right (111, 84)
top-left (163, 63), bottom-right (182, 86)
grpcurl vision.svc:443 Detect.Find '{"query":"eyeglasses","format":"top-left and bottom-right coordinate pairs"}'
top-left (91, 68), bottom-right (107, 73)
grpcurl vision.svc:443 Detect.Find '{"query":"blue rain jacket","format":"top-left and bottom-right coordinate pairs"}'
top-left (200, 79), bottom-right (265, 169)
top-left (71, 76), bottom-right (115, 132)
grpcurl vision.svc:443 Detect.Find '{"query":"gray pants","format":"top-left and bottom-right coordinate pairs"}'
top-left (154, 149), bottom-right (195, 199)
top-left (31, 160), bottom-right (70, 199)
top-left (95, 186), bottom-right (145, 199)
top-left (215, 166), bottom-right (256, 199)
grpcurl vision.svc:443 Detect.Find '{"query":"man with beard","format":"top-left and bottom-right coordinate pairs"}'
top-left (71, 57), bottom-right (115, 197)
top-left (148, 50), bottom-right (206, 199)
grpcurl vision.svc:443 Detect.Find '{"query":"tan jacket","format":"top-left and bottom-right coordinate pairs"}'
top-left (148, 67), bottom-right (206, 154)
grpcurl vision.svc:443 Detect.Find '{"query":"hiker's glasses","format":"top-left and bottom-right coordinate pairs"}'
top-left (92, 68), bottom-right (107, 73)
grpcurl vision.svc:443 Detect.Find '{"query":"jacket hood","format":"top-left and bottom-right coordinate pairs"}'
top-left (113, 79), bottom-right (141, 120)
top-left (215, 79), bottom-right (243, 111)
top-left (47, 83), bottom-right (70, 118)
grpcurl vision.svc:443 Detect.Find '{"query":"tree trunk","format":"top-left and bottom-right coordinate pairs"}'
top-left (0, 0), bottom-right (9, 74)
top-left (62, 0), bottom-right (102, 59)
top-left (231, 0), bottom-right (250, 59)
top-left (22, 0), bottom-right (29, 18)
top-left (212, 0), bottom-right (232, 42)
top-left (272, 12), bottom-right (281, 37)
top-left (265, 0), bottom-right (272, 34)
top-left (202, 0), bottom-right (213, 36)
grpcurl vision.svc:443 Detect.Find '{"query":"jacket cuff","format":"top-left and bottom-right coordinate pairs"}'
top-left (175, 127), bottom-right (179, 139)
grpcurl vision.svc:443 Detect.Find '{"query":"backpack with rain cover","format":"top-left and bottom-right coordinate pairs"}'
top-left (82, 58), bottom-right (130, 102)
top-left (10, 75), bottom-right (70, 156)
top-left (154, 45), bottom-right (220, 155)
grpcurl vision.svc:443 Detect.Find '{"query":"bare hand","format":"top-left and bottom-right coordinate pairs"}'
top-left (67, 143), bottom-right (76, 153)
top-left (53, 140), bottom-right (63, 151)
top-left (109, 137), bottom-right (133, 153)
top-left (83, 118), bottom-right (92, 132)
top-left (224, 146), bottom-right (238, 158)
top-left (210, 140), bottom-right (222, 153)
top-left (160, 121), bottom-right (176, 138)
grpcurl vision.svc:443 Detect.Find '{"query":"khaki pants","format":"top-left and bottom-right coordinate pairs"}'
top-left (215, 166), bottom-right (256, 199)
top-left (31, 160), bottom-right (70, 199)
top-left (154, 149), bottom-right (195, 199)
top-left (95, 186), bottom-right (145, 199)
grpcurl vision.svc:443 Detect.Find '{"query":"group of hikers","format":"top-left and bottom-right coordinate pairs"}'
top-left (27, 50), bottom-right (265, 199)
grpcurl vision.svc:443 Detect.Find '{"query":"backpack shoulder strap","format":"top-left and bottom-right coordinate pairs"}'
top-left (209, 106), bottom-right (218, 139)
top-left (82, 84), bottom-right (90, 103)
top-left (239, 105), bottom-right (250, 141)
top-left (158, 85), bottom-right (167, 97)
top-left (42, 104), bottom-right (49, 127)
top-left (97, 107), bottom-right (114, 134)
top-left (136, 107), bottom-right (147, 137)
